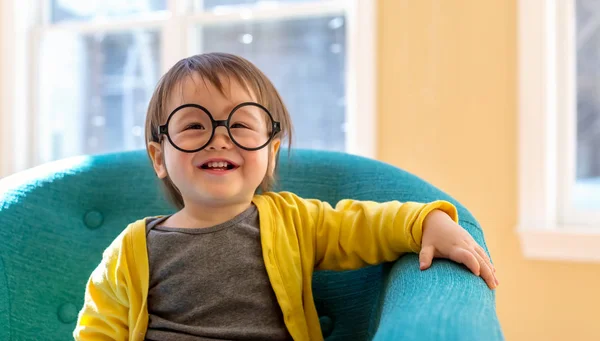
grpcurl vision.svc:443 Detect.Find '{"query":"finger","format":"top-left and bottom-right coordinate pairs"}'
top-left (449, 248), bottom-right (480, 276)
top-left (474, 245), bottom-right (495, 273)
top-left (474, 246), bottom-right (499, 285)
top-left (419, 245), bottom-right (435, 270)
top-left (474, 251), bottom-right (497, 289)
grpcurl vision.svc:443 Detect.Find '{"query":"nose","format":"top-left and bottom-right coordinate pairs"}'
top-left (207, 126), bottom-right (233, 150)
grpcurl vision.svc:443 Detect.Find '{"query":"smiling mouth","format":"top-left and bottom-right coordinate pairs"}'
top-left (200, 161), bottom-right (238, 171)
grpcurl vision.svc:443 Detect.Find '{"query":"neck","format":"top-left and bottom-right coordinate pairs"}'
top-left (170, 199), bottom-right (253, 228)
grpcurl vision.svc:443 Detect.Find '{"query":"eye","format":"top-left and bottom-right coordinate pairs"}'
top-left (231, 122), bottom-right (249, 129)
top-left (184, 123), bottom-right (205, 130)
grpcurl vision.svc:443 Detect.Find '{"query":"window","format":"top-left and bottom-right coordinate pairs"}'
top-left (0, 0), bottom-right (375, 176)
top-left (569, 0), bottom-right (600, 219)
top-left (518, 0), bottom-right (600, 262)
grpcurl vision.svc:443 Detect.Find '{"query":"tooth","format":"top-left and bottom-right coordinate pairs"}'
top-left (205, 161), bottom-right (230, 169)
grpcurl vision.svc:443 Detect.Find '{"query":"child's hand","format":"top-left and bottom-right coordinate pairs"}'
top-left (419, 209), bottom-right (499, 289)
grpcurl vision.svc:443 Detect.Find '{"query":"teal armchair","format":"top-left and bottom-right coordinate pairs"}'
top-left (0, 149), bottom-right (503, 340)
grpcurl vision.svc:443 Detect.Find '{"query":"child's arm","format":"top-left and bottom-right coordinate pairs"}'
top-left (73, 242), bottom-right (130, 340)
top-left (306, 197), bottom-right (497, 289)
top-left (308, 198), bottom-right (454, 268)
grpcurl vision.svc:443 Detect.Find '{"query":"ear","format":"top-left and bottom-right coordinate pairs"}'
top-left (148, 141), bottom-right (168, 179)
top-left (268, 139), bottom-right (281, 175)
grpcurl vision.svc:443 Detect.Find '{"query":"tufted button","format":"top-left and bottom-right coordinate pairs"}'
top-left (319, 315), bottom-right (334, 338)
top-left (83, 210), bottom-right (104, 229)
top-left (57, 303), bottom-right (78, 323)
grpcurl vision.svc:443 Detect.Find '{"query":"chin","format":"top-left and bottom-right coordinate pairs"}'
top-left (196, 188), bottom-right (245, 203)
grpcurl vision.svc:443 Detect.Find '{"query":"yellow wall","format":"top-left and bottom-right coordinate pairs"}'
top-left (377, 0), bottom-right (600, 340)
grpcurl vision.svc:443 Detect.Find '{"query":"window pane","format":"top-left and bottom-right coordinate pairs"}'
top-left (197, 16), bottom-right (346, 151)
top-left (197, 0), bottom-right (323, 11)
top-left (50, 0), bottom-right (167, 23)
top-left (575, 0), bottom-right (600, 208)
top-left (39, 31), bottom-right (161, 162)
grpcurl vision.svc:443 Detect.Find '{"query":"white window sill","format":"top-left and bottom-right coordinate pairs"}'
top-left (518, 227), bottom-right (600, 263)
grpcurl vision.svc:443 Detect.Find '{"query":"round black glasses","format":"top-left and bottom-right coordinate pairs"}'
top-left (158, 102), bottom-right (281, 153)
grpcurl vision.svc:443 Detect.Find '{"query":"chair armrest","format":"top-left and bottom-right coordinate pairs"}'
top-left (372, 253), bottom-right (504, 341)
top-left (0, 256), bottom-right (10, 334)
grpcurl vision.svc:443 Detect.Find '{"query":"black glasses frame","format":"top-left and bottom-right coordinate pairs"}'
top-left (158, 102), bottom-right (281, 153)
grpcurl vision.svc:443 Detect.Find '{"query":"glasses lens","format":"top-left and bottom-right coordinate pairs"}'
top-left (168, 107), bottom-right (212, 151)
top-left (229, 104), bottom-right (273, 149)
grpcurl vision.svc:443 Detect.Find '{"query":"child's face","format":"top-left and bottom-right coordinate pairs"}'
top-left (148, 73), bottom-right (280, 207)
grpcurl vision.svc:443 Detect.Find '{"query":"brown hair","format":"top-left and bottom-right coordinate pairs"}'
top-left (144, 53), bottom-right (293, 209)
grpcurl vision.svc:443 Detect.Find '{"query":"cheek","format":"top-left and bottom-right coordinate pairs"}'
top-left (243, 150), bottom-right (270, 176)
top-left (164, 147), bottom-right (194, 181)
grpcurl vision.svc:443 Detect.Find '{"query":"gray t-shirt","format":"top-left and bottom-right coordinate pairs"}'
top-left (144, 205), bottom-right (291, 341)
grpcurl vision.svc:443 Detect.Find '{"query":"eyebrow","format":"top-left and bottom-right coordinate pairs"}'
top-left (232, 109), bottom-right (263, 123)
top-left (174, 102), bottom-right (262, 119)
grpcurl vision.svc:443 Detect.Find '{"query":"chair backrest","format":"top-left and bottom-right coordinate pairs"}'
top-left (0, 149), bottom-right (477, 340)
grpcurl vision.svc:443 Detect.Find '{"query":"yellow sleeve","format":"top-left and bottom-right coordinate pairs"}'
top-left (307, 198), bottom-right (458, 271)
top-left (73, 234), bottom-right (130, 340)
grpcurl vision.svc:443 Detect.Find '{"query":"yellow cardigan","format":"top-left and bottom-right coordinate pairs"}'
top-left (74, 191), bottom-right (457, 340)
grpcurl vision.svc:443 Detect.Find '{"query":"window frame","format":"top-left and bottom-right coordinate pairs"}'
top-left (518, 0), bottom-right (600, 262)
top-left (0, 0), bottom-right (376, 177)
